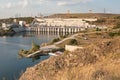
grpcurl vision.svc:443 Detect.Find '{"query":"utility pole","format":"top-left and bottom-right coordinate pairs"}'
top-left (89, 10), bottom-right (92, 13)
top-left (104, 8), bottom-right (106, 14)
top-left (67, 10), bottom-right (70, 18)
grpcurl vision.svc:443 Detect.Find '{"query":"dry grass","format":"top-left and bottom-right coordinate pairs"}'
top-left (19, 36), bottom-right (120, 80)
top-left (49, 13), bottom-right (120, 19)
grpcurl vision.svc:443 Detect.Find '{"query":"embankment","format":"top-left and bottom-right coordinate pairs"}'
top-left (19, 36), bottom-right (120, 80)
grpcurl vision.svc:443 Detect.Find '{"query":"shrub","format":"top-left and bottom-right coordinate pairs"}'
top-left (52, 38), bottom-right (60, 43)
top-left (113, 22), bottom-right (120, 29)
top-left (95, 19), bottom-right (106, 23)
top-left (96, 27), bottom-right (101, 31)
top-left (69, 39), bottom-right (78, 45)
top-left (60, 35), bottom-right (67, 39)
top-left (109, 32), bottom-right (116, 37)
top-left (114, 16), bottom-right (120, 19)
top-left (31, 42), bottom-right (40, 50)
top-left (109, 31), bottom-right (120, 37)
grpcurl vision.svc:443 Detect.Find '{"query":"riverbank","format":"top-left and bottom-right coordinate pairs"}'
top-left (19, 25), bottom-right (120, 80)
top-left (19, 33), bottom-right (120, 80)
top-left (18, 38), bottom-right (65, 58)
top-left (0, 29), bottom-right (15, 36)
top-left (18, 27), bottom-right (118, 58)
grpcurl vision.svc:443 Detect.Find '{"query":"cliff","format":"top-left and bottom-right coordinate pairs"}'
top-left (19, 37), bottom-right (120, 80)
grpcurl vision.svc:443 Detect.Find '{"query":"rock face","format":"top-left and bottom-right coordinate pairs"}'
top-left (19, 37), bottom-right (120, 80)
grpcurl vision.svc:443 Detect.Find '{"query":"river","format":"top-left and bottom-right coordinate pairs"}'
top-left (0, 32), bottom-right (60, 80)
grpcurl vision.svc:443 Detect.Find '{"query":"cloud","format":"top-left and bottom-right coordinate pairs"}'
top-left (57, 0), bottom-right (93, 6)
top-left (0, 2), bottom-right (13, 9)
top-left (18, 0), bottom-right (29, 8)
top-left (0, 0), bottom-right (29, 9)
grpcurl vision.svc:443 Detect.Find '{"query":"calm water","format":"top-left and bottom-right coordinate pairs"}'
top-left (0, 32), bottom-right (59, 80)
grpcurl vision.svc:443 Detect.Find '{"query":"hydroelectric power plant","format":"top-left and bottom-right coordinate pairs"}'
top-left (27, 18), bottom-right (105, 33)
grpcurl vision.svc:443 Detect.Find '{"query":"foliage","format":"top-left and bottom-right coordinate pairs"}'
top-left (95, 19), bottom-right (106, 23)
top-left (16, 17), bottom-right (34, 24)
top-left (30, 42), bottom-right (40, 52)
top-left (68, 39), bottom-right (78, 45)
top-left (19, 42), bottom-right (40, 55)
top-left (52, 38), bottom-right (60, 43)
top-left (114, 16), bottom-right (120, 19)
top-left (109, 31), bottom-right (120, 37)
top-left (113, 22), bottom-right (120, 29)
top-left (59, 35), bottom-right (68, 39)
top-left (96, 27), bottom-right (101, 31)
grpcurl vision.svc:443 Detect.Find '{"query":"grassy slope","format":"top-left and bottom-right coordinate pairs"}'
top-left (19, 35), bottom-right (120, 80)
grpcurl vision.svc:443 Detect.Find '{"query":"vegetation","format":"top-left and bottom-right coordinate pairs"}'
top-left (49, 13), bottom-right (120, 19)
top-left (59, 35), bottom-right (68, 39)
top-left (68, 39), bottom-right (78, 45)
top-left (19, 42), bottom-right (40, 56)
top-left (0, 29), bottom-right (15, 36)
top-left (15, 17), bottom-right (34, 24)
top-left (114, 16), bottom-right (120, 19)
top-left (19, 37), bottom-right (120, 80)
top-left (113, 22), bottom-right (120, 29)
top-left (0, 17), bottom-right (34, 26)
top-left (95, 19), bottom-right (106, 23)
top-left (52, 38), bottom-right (60, 43)
top-left (109, 31), bottom-right (120, 37)
top-left (96, 27), bottom-right (101, 31)
top-left (30, 42), bottom-right (40, 52)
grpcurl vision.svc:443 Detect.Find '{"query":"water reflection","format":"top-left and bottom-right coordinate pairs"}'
top-left (0, 31), bottom-right (74, 80)
top-left (0, 32), bottom-right (59, 80)
top-left (32, 56), bottom-right (41, 62)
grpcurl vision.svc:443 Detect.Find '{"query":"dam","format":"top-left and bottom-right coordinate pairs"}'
top-left (26, 18), bottom-right (99, 33)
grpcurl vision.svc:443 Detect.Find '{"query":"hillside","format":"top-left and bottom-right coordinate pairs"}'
top-left (19, 34), bottom-right (120, 80)
top-left (48, 13), bottom-right (120, 19)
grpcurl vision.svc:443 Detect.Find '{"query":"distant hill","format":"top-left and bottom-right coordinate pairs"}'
top-left (47, 13), bottom-right (120, 19)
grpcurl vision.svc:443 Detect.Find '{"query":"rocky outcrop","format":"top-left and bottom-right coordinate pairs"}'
top-left (19, 37), bottom-right (120, 80)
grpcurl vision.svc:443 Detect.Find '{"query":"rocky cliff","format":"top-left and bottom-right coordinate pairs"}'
top-left (19, 37), bottom-right (120, 80)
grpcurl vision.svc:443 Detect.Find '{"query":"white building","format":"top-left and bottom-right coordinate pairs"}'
top-left (31, 18), bottom-right (98, 28)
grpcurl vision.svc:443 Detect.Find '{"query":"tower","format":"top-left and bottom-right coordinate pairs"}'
top-left (89, 10), bottom-right (92, 13)
top-left (104, 8), bottom-right (106, 14)
top-left (67, 10), bottom-right (70, 18)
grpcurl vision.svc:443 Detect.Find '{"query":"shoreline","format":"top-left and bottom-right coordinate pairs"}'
top-left (19, 30), bottom-right (120, 80)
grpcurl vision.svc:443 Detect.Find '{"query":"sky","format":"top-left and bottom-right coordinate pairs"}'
top-left (0, 0), bottom-right (120, 18)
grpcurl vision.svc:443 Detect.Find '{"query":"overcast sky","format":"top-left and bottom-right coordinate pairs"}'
top-left (0, 0), bottom-right (120, 18)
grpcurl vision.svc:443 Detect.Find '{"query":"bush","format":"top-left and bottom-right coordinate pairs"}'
top-left (96, 27), bottom-right (101, 31)
top-left (69, 39), bottom-right (78, 45)
top-left (60, 35), bottom-right (67, 39)
top-left (95, 19), bottom-right (106, 23)
top-left (109, 31), bottom-right (120, 37)
top-left (52, 38), bottom-right (60, 43)
top-left (114, 16), bottom-right (120, 19)
top-left (30, 42), bottom-right (40, 52)
top-left (113, 22), bottom-right (120, 29)
top-left (109, 32), bottom-right (115, 37)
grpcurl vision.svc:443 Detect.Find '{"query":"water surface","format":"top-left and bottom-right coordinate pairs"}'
top-left (0, 32), bottom-right (59, 80)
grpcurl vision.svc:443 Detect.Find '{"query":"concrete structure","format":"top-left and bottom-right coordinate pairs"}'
top-left (65, 45), bottom-right (83, 52)
top-left (31, 18), bottom-right (96, 28)
top-left (28, 26), bottom-right (83, 33)
top-left (27, 18), bottom-right (97, 33)
top-left (27, 18), bottom-right (107, 33)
